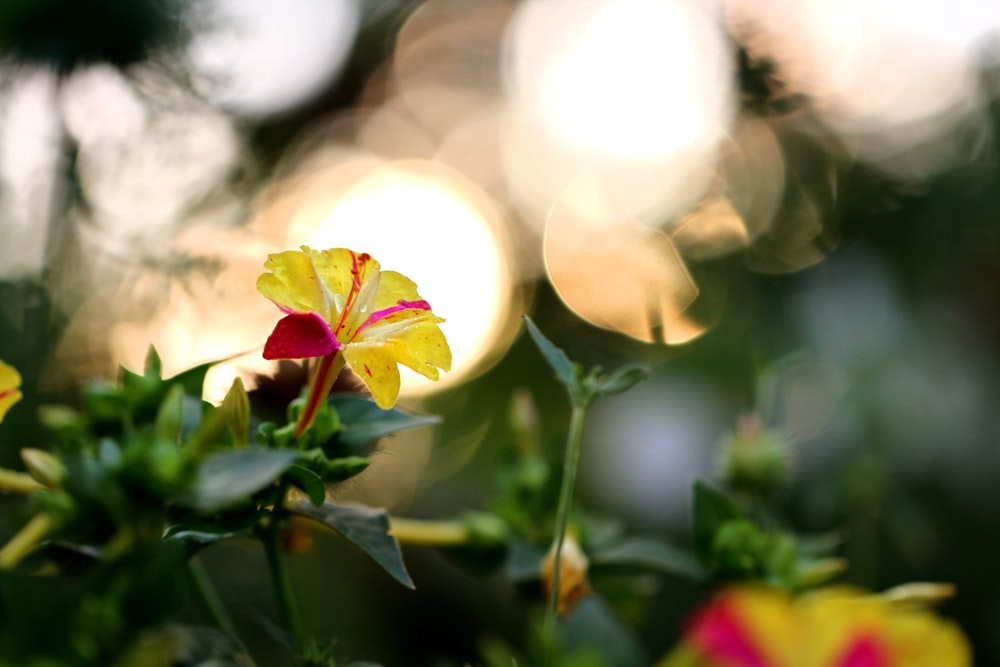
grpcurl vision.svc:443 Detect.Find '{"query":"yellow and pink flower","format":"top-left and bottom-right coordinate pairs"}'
top-left (0, 359), bottom-right (22, 424)
top-left (257, 246), bottom-right (451, 434)
top-left (660, 585), bottom-right (970, 667)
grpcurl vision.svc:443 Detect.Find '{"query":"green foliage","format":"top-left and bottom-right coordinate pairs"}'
top-left (523, 316), bottom-right (650, 408)
top-left (0, 349), bottom-right (442, 665)
top-left (290, 501), bottom-right (414, 589)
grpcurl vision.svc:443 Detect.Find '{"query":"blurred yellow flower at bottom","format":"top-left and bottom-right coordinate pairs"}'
top-left (0, 360), bottom-right (22, 424)
top-left (658, 585), bottom-right (971, 667)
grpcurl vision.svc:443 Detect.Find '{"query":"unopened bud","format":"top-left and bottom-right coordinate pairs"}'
top-left (21, 448), bottom-right (65, 488)
top-left (718, 413), bottom-right (790, 496)
top-left (880, 582), bottom-right (956, 607)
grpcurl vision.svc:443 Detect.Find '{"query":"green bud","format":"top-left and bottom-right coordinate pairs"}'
top-left (718, 414), bottom-right (790, 496)
top-left (463, 511), bottom-right (509, 549)
top-left (221, 377), bottom-right (251, 447)
top-left (20, 448), bottom-right (65, 488)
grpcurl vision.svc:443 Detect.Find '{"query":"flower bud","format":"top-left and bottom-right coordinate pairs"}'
top-left (540, 533), bottom-right (591, 617)
top-left (21, 448), bottom-right (65, 488)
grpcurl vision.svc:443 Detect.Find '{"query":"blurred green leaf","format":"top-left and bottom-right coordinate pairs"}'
top-left (184, 449), bottom-right (297, 513)
top-left (593, 363), bottom-right (651, 397)
top-left (167, 360), bottom-right (224, 401)
top-left (154, 384), bottom-right (185, 442)
top-left (290, 501), bottom-right (414, 589)
top-left (560, 596), bottom-right (647, 667)
top-left (283, 465), bottom-right (326, 507)
top-left (330, 395), bottom-right (439, 452)
top-left (692, 480), bottom-right (743, 564)
top-left (590, 536), bottom-right (707, 582)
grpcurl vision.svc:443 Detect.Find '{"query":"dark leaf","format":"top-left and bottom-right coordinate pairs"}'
top-left (283, 465), bottom-right (326, 507)
top-left (290, 501), bottom-right (413, 589)
top-left (184, 449), bottom-right (297, 513)
top-left (561, 596), bottom-right (648, 667)
top-left (331, 395), bottom-right (440, 452)
top-left (590, 536), bottom-right (707, 581)
top-left (692, 480), bottom-right (743, 564)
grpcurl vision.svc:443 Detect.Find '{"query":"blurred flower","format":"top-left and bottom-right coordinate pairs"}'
top-left (257, 247), bottom-right (450, 431)
top-left (0, 360), bottom-right (23, 424)
top-left (661, 585), bottom-right (971, 667)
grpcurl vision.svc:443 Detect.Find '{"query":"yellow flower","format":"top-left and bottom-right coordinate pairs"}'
top-left (0, 359), bottom-right (22, 424)
top-left (257, 247), bottom-right (450, 432)
top-left (660, 585), bottom-right (971, 667)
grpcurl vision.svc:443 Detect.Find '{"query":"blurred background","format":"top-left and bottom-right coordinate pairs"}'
top-left (1, 0), bottom-right (1000, 664)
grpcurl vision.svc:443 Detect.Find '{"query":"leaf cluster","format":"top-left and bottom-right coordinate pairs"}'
top-left (0, 348), bottom-right (438, 665)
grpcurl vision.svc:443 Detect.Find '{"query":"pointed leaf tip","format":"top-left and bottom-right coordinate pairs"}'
top-left (522, 316), bottom-right (579, 391)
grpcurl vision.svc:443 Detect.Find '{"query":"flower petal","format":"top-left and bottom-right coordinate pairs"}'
top-left (372, 270), bottom-right (424, 310)
top-left (341, 343), bottom-right (402, 409)
top-left (0, 360), bottom-right (22, 424)
top-left (381, 320), bottom-right (452, 380)
top-left (263, 312), bottom-right (339, 360)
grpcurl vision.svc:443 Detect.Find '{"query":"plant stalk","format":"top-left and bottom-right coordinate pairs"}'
top-left (389, 517), bottom-right (470, 546)
top-left (262, 514), bottom-right (305, 648)
top-left (188, 556), bottom-right (240, 640)
top-left (545, 403), bottom-right (588, 641)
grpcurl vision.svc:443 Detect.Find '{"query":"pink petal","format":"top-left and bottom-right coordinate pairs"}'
top-left (263, 312), bottom-right (340, 360)
top-left (357, 299), bottom-right (432, 333)
top-left (686, 597), bottom-right (772, 667)
top-left (836, 634), bottom-right (888, 667)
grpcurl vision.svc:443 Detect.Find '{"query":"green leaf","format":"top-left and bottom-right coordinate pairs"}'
top-left (692, 480), bottom-right (743, 564)
top-left (155, 384), bottom-right (186, 442)
top-left (167, 359), bottom-right (226, 399)
top-left (522, 316), bottom-right (579, 392)
top-left (184, 449), bottom-right (298, 513)
top-left (164, 511), bottom-right (259, 548)
top-left (590, 536), bottom-right (707, 581)
top-left (561, 596), bottom-right (647, 667)
top-left (594, 363), bottom-right (650, 397)
top-left (144, 345), bottom-right (162, 379)
top-left (283, 465), bottom-right (326, 506)
top-left (331, 395), bottom-right (440, 452)
top-left (290, 501), bottom-right (414, 589)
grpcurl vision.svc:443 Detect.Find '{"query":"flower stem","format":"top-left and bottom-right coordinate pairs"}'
top-left (389, 517), bottom-right (470, 546)
top-left (294, 352), bottom-right (346, 438)
top-left (262, 514), bottom-right (304, 649)
top-left (545, 403), bottom-right (588, 642)
top-left (0, 513), bottom-right (55, 569)
top-left (188, 556), bottom-right (240, 640)
top-left (0, 468), bottom-right (45, 494)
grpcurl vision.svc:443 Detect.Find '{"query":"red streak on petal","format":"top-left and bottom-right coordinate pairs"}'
top-left (836, 633), bottom-right (889, 667)
top-left (363, 364), bottom-right (373, 377)
top-left (0, 388), bottom-right (14, 400)
top-left (333, 251), bottom-right (371, 338)
top-left (686, 595), bottom-right (773, 667)
top-left (356, 299), bottom-right (432, 336)
top-left (263, 312), bottom-right (340, 360)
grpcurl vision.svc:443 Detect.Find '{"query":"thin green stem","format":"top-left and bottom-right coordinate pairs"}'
top-left (188, 556), bottom-right (239, 640)
top-left (544, 402), bottom-right (588, 651)
top-left (262, 512), bottom-right (304, 649)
